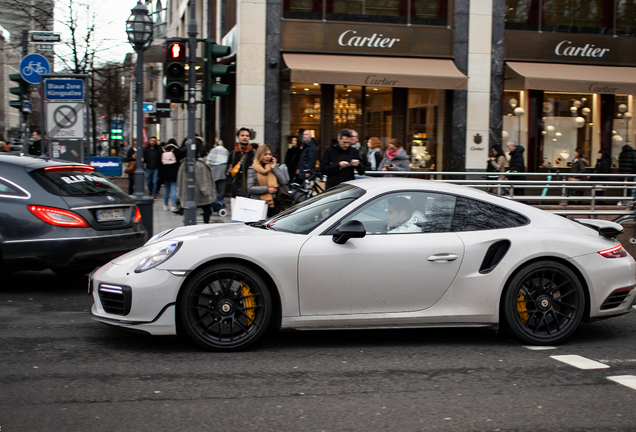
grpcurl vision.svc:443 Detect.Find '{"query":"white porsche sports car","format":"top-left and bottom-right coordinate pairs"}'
top-left (90, 178), bottom-right (636, 351)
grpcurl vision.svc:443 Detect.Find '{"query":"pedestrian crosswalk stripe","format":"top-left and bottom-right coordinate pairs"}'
top-left (608, 375), bottom-right (636, 390)
top-left (550, 354), bottom-right (610, 369)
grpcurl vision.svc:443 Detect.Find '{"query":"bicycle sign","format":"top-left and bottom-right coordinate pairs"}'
top-left (20, 54), bottom-right (51, 84)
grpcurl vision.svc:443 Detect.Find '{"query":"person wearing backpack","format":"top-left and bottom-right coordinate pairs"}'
top-left (159, 139), bottom-right (182, 211)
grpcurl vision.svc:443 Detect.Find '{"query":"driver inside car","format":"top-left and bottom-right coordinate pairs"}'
top-left (386, 196), bottom-right (427, 233)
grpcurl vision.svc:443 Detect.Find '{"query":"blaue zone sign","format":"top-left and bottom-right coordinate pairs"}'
top-left (45, 79), bottom-right (84, 101)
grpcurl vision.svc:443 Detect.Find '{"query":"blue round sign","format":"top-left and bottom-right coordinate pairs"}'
top-left (20, 54), bottom-right (51, 84)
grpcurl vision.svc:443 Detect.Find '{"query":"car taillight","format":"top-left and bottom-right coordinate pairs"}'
top-left (44, 165), bottom-right (94, 172)
top-left (28, 205), bottom-right (89, 227)
top-left (134, 206), bottom-right (142, 223)
top-left (598, 244), bottom-right (627, 258)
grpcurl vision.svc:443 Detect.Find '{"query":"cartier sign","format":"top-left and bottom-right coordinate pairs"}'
top-left (555, 40), bottom-right (610, 58)
top-left (338, 30), bottom-right (401, 49)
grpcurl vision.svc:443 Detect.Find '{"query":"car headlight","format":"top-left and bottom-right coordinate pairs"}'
top-left (134, 241), bottom-right (182, 273)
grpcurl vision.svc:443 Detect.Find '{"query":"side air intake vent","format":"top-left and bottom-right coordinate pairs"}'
top-left (479, 240), bottom-right (511, 274)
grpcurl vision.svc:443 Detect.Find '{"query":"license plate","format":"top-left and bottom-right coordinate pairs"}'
top-left (96, 208), bottom-right (125, 221)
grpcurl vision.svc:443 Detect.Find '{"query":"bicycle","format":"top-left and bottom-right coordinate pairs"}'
top-left (22, 61), bottom-right (47, 76)
top-left (289, 169), bottom-right (325, 206)
top-left (612, 201), bottom-right (636, 244)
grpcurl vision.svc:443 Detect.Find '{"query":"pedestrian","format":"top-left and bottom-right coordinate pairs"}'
top-left (593, 149), bottom-right (611, 204)
top-left (366, 137), bottom-right (383, 172)
top-left (247, 144), bottom-right (289, 217)
top-left (284, 135), bottom-right (302, 182)
top-left (617, 144), bottom-right (636, 199)
top-left (124, 139), bottom-right (138, 195)
top-left (506, 140), bottom-right (526, 195)
top-left (29, 131), bottom-right (42, 156)
top-left (207, 140), bottom-right (229, 196)
top-left (226, 128), bottom-right (256, 197)
top-left (296, 129), bottom-right (318, 180)
top-left (378, 139), bottom-right (410, 172)
top-left (0, 142), bottom-right (7, 152)
top-left (567, 147), bottom-right (588, 201)
top-left (350, 129), bottom-right (368, 172)
top-left (320, 129), bottom-right (365, 189)
top-left (487, 145), bottom-right (506, 173)
top-left (143, 136), bottom-right (162, 198)
top-left (177, 144), bottom-right (216, 223)
top-left (159, 140), bottom-right (183, 211)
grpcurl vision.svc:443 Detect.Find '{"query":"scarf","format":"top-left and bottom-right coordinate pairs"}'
top-left (385, 148), bottom-right (399, 161)
top-left (252, 160), bottom-right (278, 207)
top-left (235, 143), bottom-right (253, 152)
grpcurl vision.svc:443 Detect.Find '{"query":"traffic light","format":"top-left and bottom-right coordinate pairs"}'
top-left (165, 39), bottom-right (186, 102)
top-left (9, 73), bottom-right (29, 111)
top-left (203, 40), bottom-right (231, 101)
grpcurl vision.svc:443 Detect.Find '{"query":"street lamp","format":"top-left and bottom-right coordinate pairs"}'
top-left (514, 106), bottom-right (525, 145)
top-left (126, 1), bottom-right (154, 236)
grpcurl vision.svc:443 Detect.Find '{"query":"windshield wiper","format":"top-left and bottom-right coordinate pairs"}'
top-left (248, 220), bottom-right (275, 230)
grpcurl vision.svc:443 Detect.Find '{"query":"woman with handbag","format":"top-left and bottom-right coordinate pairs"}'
top-left (247, 144), bottom-right (289, 217)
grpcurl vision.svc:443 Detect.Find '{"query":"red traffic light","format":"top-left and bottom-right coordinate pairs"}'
top-left (167, 41), bottom-right (185, 62)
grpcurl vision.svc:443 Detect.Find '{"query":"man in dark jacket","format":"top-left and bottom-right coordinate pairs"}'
top-left (506, 140), bottom-right (526, 195)
top-left (143, 136), bottom-right (162, 198)
top-left (226, 127), bottom-right (256, 197)
top-left (296, 129), bottom-right (317, 180)
top-left (321, 129), bottom-right (365, 189)
top-left (618, 144), bottom-right (636, 199)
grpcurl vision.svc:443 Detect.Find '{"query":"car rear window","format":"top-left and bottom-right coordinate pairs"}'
top-left (31, 168), bottom-right (124, 196)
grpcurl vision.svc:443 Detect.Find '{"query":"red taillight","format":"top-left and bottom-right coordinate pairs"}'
top-left (28, 205), bottom-right (89, 227)
top-left (599, 244), bottom-right (627, 258)
top-left (44, 165), bottom-right (94, 172)
top-left (134, 206), bottom-right (142, 223)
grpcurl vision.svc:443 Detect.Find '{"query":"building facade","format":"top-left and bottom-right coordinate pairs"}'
top-left (160, 0), bottom-right (636, 173)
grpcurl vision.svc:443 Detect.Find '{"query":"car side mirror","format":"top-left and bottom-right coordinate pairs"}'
top-left (333, 220), bottom-right (366, 244)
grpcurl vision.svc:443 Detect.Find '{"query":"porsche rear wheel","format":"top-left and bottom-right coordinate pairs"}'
top-left (179, 263), bottom-right (272, 351)
top-left (503, 261), bottom-right (584, 345)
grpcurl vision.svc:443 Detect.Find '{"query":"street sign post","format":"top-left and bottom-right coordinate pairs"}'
top-left (155, 102), bottom-right (171, 118)
top-left (20, 53), bottom-right (50, 85)
top-left (29, 32), bottom-right (61, 43)
top-left (44, 79), bottom-right (84, 101)
top-left (47, 102), bottom-right (86, 139)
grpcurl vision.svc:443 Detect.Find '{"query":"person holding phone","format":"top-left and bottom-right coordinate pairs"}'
top-left (379, 139), bottom-right (410, 172)
top-left (321, 129), bottom-right (365, 189)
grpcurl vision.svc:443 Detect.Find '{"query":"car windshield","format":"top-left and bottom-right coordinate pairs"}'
top-left (31, 168), bottom-right (124, 196)
top-left (266, 184), bottom-right (365, 234)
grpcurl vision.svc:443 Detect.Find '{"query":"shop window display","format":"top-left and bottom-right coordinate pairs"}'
top-left (611, 95), bottom-right (635, 165)
top-left (286, 82), bottom-right (322, 145)
top-left (365, 87), bottom-right (392, 146)
top-left (502, 91), bottom-right (526, 152)
top-left (540, 92), bottom-right (594, 169)
top-left (617, 0), bottom-right (636, 34)
top-left (408, 89), bottom-right (444, 171)
top-left (334, 85), bottom-right (363, 133)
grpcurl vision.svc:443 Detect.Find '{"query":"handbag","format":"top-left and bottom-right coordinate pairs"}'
top-left (125, 160), bottom-right (136, 175)
top-left (276, 183), bottom-right (290, 203)
top-left (231, 196), bottom-right (268, 222)
top-left (230, 153), bottom-right (247, 178)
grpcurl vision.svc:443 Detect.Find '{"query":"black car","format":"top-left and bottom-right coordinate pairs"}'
top-left (0, 154), bottom-right (147, 275)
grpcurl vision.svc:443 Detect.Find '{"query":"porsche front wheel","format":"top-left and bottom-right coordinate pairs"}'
top-left (179, 263), bottom-right (272, 351)
top-left (503, 261), bottom-right (585, 345)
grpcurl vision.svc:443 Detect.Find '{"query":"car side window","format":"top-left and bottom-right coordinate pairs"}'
top-left (0, 177), bottom-right (29, 199)
top-left (339, 191), bottom-right (457, 234)
top-left (452, 196), bottom-right (528, 231)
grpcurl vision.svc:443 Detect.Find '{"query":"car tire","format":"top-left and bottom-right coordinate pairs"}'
top-left (178, 262), bottom-right (272, 351)
top-left (503, 261), bottom-right (585, 345)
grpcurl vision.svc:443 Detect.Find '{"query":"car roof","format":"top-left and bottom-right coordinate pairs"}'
top-left (0, 154), bottom-right (87, 170)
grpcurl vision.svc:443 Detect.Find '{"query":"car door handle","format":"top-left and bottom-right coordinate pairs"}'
top-left (427, 253), bottom-right (458, 262)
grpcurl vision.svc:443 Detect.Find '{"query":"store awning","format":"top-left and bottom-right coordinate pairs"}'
top-left (282, 54), bottom-right (467, 90)
top-left (506, 62), bottom-right (636, 94)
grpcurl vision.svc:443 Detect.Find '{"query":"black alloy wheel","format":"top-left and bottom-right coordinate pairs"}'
top-left (503, 261), bottom-right (584, 345)
top-left (179, 263), bottom-right (272, 351)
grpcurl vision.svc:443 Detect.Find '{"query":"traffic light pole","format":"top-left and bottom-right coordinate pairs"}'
top-left (21, 30), bottom-right (29, 155)
top-left (183, 2), bottom-right (198, 226)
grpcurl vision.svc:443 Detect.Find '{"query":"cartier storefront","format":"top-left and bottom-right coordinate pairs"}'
top-left (279, 18), bottom-right (467, 171)
top-left (503, 31), bottom-right (636, 172)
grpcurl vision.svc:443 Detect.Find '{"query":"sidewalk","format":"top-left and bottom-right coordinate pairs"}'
top-left (152, 201), bottom-right (232, 235)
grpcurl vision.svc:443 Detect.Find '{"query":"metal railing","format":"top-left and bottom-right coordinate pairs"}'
top-left (362, 170), bottom-right (636, 217)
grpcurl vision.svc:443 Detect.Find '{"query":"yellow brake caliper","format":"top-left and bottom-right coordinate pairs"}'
top-left (517, 292), bottom-right (529, 324)
top-left (240, 281), bottom-right (256, 325)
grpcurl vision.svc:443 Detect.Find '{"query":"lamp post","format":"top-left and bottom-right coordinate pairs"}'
top-left (126, 1), bottom-right (154, 236)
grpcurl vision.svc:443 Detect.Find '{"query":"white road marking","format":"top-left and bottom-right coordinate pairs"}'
top-left (608, 375), bottom-right (636, 390)
top-left (550, 355), bottom-right (610, 369)
top-left (523, 346), bottom-right (557, 350)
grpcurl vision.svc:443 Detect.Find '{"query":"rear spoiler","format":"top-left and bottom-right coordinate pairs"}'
top-left (561, 215), bottom-right (624, 239)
